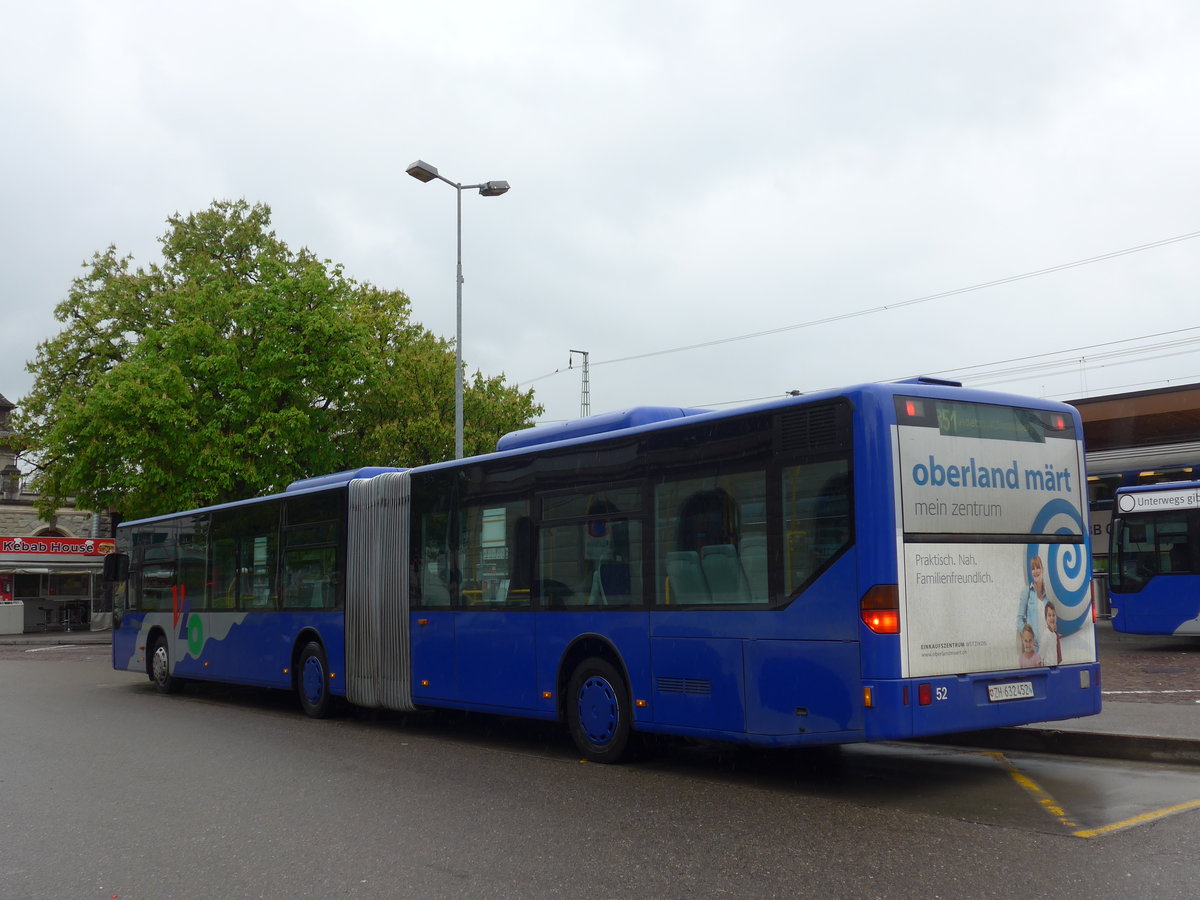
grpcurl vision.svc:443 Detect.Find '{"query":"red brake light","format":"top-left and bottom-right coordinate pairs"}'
top-left (861, 585), bottom-right (900, 634)
top-left (864, 609), bottom-right (900, 633)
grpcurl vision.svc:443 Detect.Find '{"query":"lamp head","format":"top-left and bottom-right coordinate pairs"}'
top-left (479, 180), bottom-right (510, 197)
top-left (406, 160), bottom-right (439, 183)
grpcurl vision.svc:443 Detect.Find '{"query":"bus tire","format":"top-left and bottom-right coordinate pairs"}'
top-left (149, 635), bottom-right (182, 694)
top-left (567, 658), bottom-right (634, 764)
top-left (297, 641), bottom-right (332, 719)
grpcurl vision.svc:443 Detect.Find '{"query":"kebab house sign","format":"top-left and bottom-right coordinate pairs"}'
top-left (0, 536), bottom-right (116, 602)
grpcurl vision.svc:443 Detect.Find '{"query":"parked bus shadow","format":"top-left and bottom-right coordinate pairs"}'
top-left (122, 677), bottom-right (1008, 807)
top-left (344, 704), bottom-right (996, 807)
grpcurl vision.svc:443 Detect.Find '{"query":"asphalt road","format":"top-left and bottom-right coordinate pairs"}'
top-left (3, 643), bottom-right (1200, 899)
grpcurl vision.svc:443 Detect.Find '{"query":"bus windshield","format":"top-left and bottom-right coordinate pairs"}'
top-left (1108, 482), bottom-right (1200, 635)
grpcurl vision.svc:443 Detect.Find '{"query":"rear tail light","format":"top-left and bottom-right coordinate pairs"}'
top-left (861, 585), bottom-right (900, 634)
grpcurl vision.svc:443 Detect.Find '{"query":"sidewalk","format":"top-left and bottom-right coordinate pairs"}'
top-left (6, 627), bottom-right (1200, 765)
top-left (933, 701), bottom-right (1200, 766)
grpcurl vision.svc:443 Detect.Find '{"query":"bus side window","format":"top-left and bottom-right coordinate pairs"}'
top-left (178, 515), bottom-right (209, 610)
top-left (211, 534), bottom-right (238, 609)
top-left (1087, 476), bottom-right (1121, 509)
top-left (210, 503), bottom-right (280, 611)
top-left (655, 474), bottom-right (764, 606)
top-left (140, 544), bottom-right (175, 611)
top-left (781, 460), bottom-right (852, 596)
top-left (459, 501), bottom-right (532, 607)
top-left (282, 493), bottom-right (343, 610)
top-left (538, 487), bottom-right (642, 608)
top-left (1168, 541), bottom-right (1191, 573)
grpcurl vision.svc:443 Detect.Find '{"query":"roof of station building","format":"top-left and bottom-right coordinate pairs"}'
top-left (1068, 382), bottom-right (1200, 452)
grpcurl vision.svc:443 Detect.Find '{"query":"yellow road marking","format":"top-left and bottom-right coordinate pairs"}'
top-left (1072, 799), bottom-right (1200, 838)
top-left (981, 751), bottom-right (1078, 829)
top-left (982, 750), bottom-right (1200, 838)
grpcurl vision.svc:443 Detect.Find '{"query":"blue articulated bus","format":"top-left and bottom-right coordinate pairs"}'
top-left (1108, 480), bottom-right (1200, 635)
top-left (109, 378), bottom-right (1100, 762)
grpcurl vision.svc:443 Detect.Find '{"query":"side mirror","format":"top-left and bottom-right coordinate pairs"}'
top-left (103, 552), bottom-right (129, 583)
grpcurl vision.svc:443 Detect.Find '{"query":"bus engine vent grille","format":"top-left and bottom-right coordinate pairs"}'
top-left (778, 403), bottom-right (849, 454)
top-left (657, 677), bottom-right (712, 696)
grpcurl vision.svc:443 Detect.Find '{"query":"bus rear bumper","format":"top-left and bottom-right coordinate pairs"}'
top-left (863, 663), bottom-right (1103, 741)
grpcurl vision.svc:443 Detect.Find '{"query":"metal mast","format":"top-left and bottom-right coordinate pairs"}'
top-left (569, 349), bottom-right (590, 417)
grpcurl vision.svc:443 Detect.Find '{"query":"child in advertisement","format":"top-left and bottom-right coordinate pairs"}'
top-left (1018, 624), bottom-right (1043, 668)
top-left (1043, 600), bottom-right (1063, 665)
top-left (1015, 550), bottom-right (1096, 668)
top-left (1015, 554), bottom-right (1047, 664)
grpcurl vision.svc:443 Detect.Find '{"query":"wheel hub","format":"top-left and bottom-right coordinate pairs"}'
top-left (577, 675), bottom-right (618, 745)
top-left (302, 655), bottom-right (325, 705)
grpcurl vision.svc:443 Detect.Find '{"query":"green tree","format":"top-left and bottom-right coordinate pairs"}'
top-left (16, 200), bottom-right (541, 520)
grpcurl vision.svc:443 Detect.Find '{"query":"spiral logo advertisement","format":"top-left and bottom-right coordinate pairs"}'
top-left (1027, 498), bottom-right (1090, 636)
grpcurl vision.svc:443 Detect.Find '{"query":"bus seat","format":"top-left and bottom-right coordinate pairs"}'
top-left (600, 561), bottom-right (631, 603)
top-left (739, 535), bottom-right (768, 600)
top-left (701, 544), bottom-right (750, 604)
top-left (666, 551), bottom-right (710, 604)
top-left (589, 561), bottom-right (632, 605)
top-left (307, 582), bottom-right (327, 609)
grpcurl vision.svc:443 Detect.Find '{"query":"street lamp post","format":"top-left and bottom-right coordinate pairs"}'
top-left (406, 159), bottom-right (510, 460)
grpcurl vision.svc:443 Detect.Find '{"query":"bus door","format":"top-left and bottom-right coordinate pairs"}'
top-left (412, 499), bottom-right (537, 709)
top-left (409, 510), bottom-right (459, 702)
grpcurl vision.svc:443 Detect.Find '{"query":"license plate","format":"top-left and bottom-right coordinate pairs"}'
top-left (987, 681), bottom-right (1034, 702)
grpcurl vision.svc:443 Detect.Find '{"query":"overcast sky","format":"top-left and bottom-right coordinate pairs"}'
top-left (3, 1), bottom-right (1199, 431)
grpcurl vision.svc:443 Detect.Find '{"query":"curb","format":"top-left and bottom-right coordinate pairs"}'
top-left (923, 727), bottom-right (1200, 767)
top-left (0, 635), bottom-right (112, 647)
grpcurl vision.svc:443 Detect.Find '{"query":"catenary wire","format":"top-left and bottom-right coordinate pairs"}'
top-left (516, 229), bottom-right (1200, 387)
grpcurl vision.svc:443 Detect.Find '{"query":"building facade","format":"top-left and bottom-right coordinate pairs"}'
top-left (0, 392), bottom-right (114, 633)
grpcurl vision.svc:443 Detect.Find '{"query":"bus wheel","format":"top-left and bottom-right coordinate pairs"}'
top-left (149, 635), bottom-right (182, 694)
top-left (297, 641), bottom-right (332, 719)
top-left (567, 658), bottom-right (633, 764)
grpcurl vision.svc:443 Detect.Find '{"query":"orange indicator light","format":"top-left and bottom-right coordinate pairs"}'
top-left (863, 687), bottom-right (873, 708)
top-left (635, 699), bottom-right (648, 708)
top-left (421, 679), bottom-right (430, 687)
top-left (543, 691), bottom-right (553, 699)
